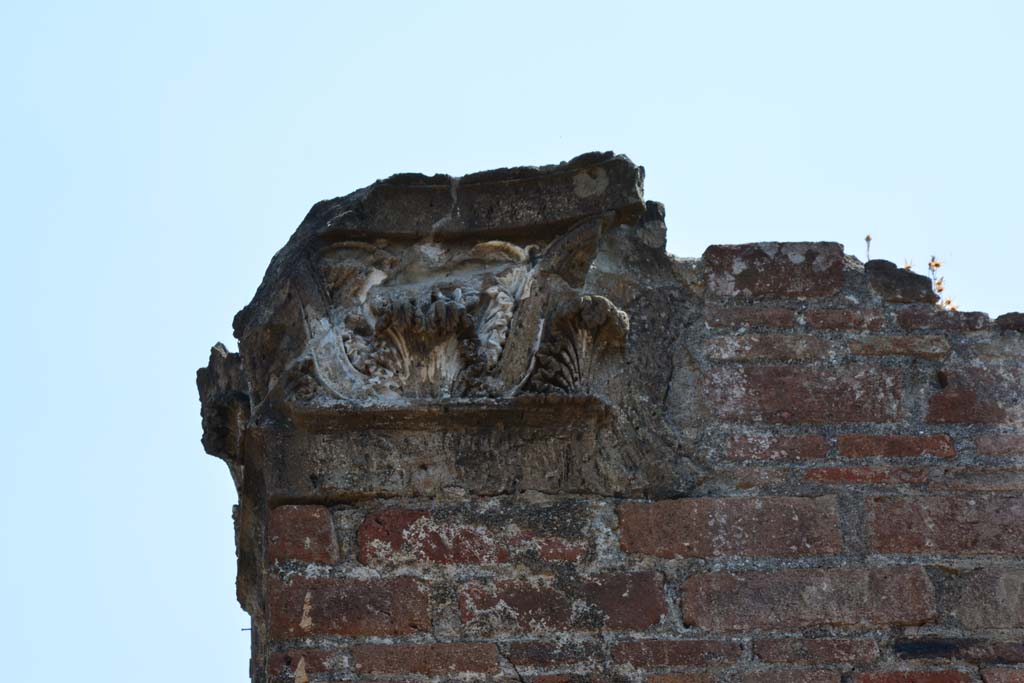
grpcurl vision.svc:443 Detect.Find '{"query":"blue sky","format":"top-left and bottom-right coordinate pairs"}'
top-left (1, 1), bottom-right (1021, 680)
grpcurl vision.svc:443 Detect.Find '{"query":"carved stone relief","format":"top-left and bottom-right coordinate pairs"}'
top-left (214, 152), bottom-right (654, 419)
top-left (272, 217), bottom-right (630, 407)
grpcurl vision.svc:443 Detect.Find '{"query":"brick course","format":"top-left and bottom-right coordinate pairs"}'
top-left (351, 643), bottom-right (499, 674)
top-left (266, 575), bottom-right (429, 638)
top-left (266, 504), bottom-right (339, 564)
top-left (682, 567), bottom-right (935, 631)
top-left (705, 366), bottom-right (902, 423)
top-left (724, 434), bottom-right (830, 461)
top-left (754, 638), bottom-right (880, 665)
top-left (611, 640), bottom-right (743, 667)
top-left (619, 496), bottom-right (842, 558)
top-left (868, 495), bottom-right (1024, 555)
top-left (838, 434), bottom-right (955, 458)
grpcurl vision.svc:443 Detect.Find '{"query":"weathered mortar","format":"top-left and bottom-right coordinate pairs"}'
top-left (198, 152), bottom-right (1024, 683)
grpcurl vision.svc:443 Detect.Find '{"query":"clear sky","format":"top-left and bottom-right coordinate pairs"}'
top-left (1, 1), bottom-right (1021, 680)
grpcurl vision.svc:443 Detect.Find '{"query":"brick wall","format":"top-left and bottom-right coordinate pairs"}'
top-left (198, 154), bottom-right (1024, 683)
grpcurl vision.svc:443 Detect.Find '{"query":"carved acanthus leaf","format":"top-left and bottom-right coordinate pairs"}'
top-left (528, 295), bottom-right (630, 394)
top-left (303, 238), bottom-right (549, 401)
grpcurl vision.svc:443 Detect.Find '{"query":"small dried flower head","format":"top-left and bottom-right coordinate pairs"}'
top-left (903, 261), bottom-right (914, 270)
top-left (865, 234), bottom-right (872, 242)
top-left (928, 257), bottom-right (943, 271)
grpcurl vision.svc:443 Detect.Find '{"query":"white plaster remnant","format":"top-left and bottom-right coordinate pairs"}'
top-left (573, 167), bottom-right (609, 197)
top-left (294, 656), bottom-right (308, 683)
top-left (299, 591), bottom-right (314, 631)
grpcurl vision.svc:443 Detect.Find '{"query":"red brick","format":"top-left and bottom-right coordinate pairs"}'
top-left (838, 434), bottom-right (954, 458)
top-left (736, 672), bottom-right (840, 683)
top-left (507, 640), bottom-right (602, 667)
top-left (930, 467), bottom-right (1024, 492)
top-left (849, 335), bottom-right (950, 360)
top-left (703, 242), bottom-right (845, 299)
top-left (976, 434), bottom-right (1024, 456)
top-left (941, 365), bottom-right (1024, 392)
top-left (352, 643), bottom-right (498, 675)
top-left (579, 571), bottom-right (667, 630)
top-left (358, 508), bottom-right (506, 565)
top-left (983, 669), bottom-right (1024, 683)
top-left (459, 579), bottom-right (572, 632)
top-left (618, 496), bottom-right (842, 558)
top-left (895, 638), bottom-right (1024, 664)
top-left (358, 508), bottom-right (426, 561)
top-left (531, 676), bottom-right (625, 683)
top-left (806, 309), bottom-right (886, 331)
top-left (950, 568), bottom-right (1024, 629)
top-left (459, 572), bottom-right (663, 632)
top-left (729, 467), bottom-right (791, 489)
top-left (805, 466), bottom-right (928, 485)
top-left (705, 335), bottom-right (834, 362)
top-left (267, 575), bottom-right (429, 638)
top-left (705, 365), bottom-right (902, 424)
top-left (868, 495), bottom-right (1024, 555)
top-left (855, 673), bottom-right (971, 683)
top-left (611, 639), bottom-right (742, 667)
top-left (707, 307), bottom-right (797, 329)
top-left (357, 507), bottom-right (588, 566)
top-left (927, 389), bottom-right (1007, 424)
top-left (267, 505), bottom-right (339, 564)
top-left (754, 638), bottom-right (879, 665)
top-left (724, 434), bottom-right (829, 461)
top-left (898, 308), bottom-right (990, 331)
top-left (267, 649), bottom-right (336, 677)
top-left (529, 534), bottom-right (588, 562)
top-left (682, 567), bottom-right (935, 631)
